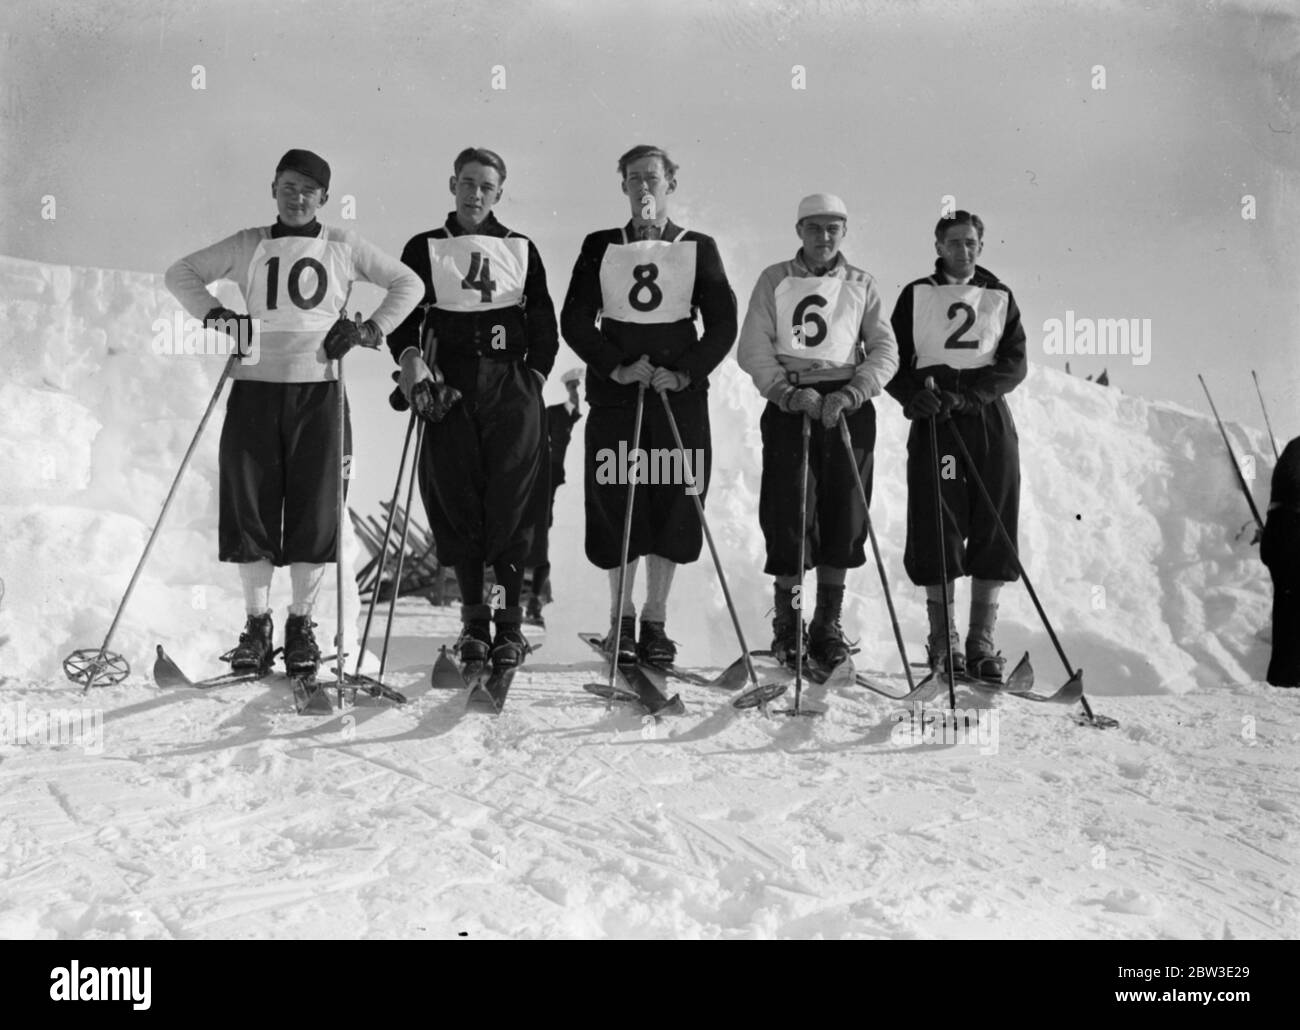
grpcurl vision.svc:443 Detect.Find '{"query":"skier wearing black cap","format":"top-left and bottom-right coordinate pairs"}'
top-left (388, 147), bottom-right (559, 672)
top-left (165, 149), bottom-right (422, 675)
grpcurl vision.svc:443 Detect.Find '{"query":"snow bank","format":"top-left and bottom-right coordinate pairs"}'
top-left (0, 252), bottom-right (1274, 693)
top-left (0, 254), bottom-right (366, 682)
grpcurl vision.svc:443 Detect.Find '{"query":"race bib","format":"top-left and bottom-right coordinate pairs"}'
top-left (245, 235), bottom-right (354, 332)
top-left (911, 284), bottom-right (1007, 370)
top-left (772, 275), bottom-right (866, 368)
top-left (598, 240), bottom-right (697, 324)
top-left (428, 235), bottom-right (529, 312)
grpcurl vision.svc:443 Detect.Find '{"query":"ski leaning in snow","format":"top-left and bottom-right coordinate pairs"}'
top-left (580, 632), bottom-right (684, 717)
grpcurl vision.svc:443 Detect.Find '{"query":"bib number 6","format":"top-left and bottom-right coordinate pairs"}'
top-left (791, 294), bottom-right (828, 349)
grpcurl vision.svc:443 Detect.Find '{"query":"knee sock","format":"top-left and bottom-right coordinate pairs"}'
top-left (642, 555), bottom-right (676, 623)
top-left (608, 558), bottom-right (638, 622)
top-left (240, 559), bottom-right (274, 616)
top-left (968, 578), bottom-right (1002, 655)
top-left (925, 581), bottom-right (959, 654)
top-left (288, 563), bottom-right (325, 617)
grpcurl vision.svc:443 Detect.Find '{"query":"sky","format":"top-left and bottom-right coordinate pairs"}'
top-left (2, 0), bottom-right (1298, 516)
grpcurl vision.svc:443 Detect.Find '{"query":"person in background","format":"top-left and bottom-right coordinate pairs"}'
top-left (525, 367), bottom-right (585, 624)
top-left (1262, 436), bottom-right (1300, 688)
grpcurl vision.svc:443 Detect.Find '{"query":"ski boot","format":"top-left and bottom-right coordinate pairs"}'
top-left (965, 650), bottom-right (1006, 685)
top-left (457, 604), bottom-right (494, 666)
top-left (602, 614), bottom-right (638, 664)
top-left (491, 605), bottom-right (530, 671)
top-left (808, 615), bottom-right (851, 669)
top-left (771, 612), bottom-right (808, 669)
top-left (228, 612), bottom-right (274, 671)
top-left (637, 620), bottom-right (677, 665)
top-left (926, 644), bottom-right (967, 680)
top-left (283, 614), bottom-right (321, 676)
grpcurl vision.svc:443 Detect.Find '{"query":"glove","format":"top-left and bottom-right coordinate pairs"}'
top-left (820, 388), bottom-right (861, 428)
top-left (650, 367), bottom-right (690, 393)
top-left (902, 390), bottom-right (942, 420)
top-left (323, 314), bottom-right (382, 360)
top-left (781, 387), bottom-right (823, 419)
top-left (935, 390), bottom-right (968, 420)
top-left (610, 355), bottom-right (654, 386)
top-left (410, 379), bottom-right (463, 423)
top-left (204, 306), bottom-right (255, 341)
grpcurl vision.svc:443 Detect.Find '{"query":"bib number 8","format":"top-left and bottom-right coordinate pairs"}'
top-left (265, 256), bottom-right (329, 310)
top-left (461, 252), bottom-right (498, 303)
top-left (792, 294), bottom-right (828, 349)
top-left (628, 263), bottom-right (663, 312)
top-left (944, 301), bottom-right (978, 349)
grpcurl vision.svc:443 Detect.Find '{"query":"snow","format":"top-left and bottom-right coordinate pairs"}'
top-left (0, 252), bottom-right (1295, 939)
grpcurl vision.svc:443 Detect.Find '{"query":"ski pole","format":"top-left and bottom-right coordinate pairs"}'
top-left (1199, 375), bottom-right (1264, 531)
top-left (605, 382), bottom-right (647, 700)
top-left (931, 388), bottom-right (1101, 723)
top-left (1251, 370), bottom-right (1280, 461)
top-left (335, 346), bottom-right (349, 704)
top-left (924, 379), bottom-right (958, 710)
top-left (65, 352), bottom-right (239, 690)
top-left (378, 419), bottom-right (428, 681)
top-left (354, 405), bottom-right (418, 680)
top-left (792, 412), bottom-right (811, 713)
top-left (837, 416), bottom-right (915, 691)
top-left (658, 390), bottom-right (763, 694)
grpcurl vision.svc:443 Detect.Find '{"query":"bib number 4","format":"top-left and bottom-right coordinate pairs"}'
top-left (461, 252), bottom-right (498, 303)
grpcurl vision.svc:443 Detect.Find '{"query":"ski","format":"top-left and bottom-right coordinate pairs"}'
top-left (467, 667), bottom-right (517, 713)
top-left (579, 633), bottom-right (684, 716)
top-left (292, 673), bottom-right (334, 715)
top-left (639, 656), bottom-right (749, 690)
top-left (855, 670), bottom-right (945, 703)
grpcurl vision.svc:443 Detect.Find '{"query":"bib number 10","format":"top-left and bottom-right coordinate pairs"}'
top-left (264, 256), bottom-right (329, 310)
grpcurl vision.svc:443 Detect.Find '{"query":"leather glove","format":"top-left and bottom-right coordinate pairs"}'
top-left (782, 387), bottom-right (823, 419)
top-left (903, 389), bottom-right (942, 420)
top-left (610, 355), bottom-right (654, 386)
top-left (820, 388), bottom-right (861, 428)
top-left (323, 314), bottom-right (382, 360)
top-left (204, 306), bottom-right (255, 341)
top-left (411, 379), bottom-right (462, 423)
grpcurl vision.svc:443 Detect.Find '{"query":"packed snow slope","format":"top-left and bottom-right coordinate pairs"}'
top-left (0, 253), bottom-right (1294, 940)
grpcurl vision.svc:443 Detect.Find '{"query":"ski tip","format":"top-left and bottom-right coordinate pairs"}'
top-left (714, 656), bottom-right (751, 691)
top-left (152, 645), bottom-right (194, 689)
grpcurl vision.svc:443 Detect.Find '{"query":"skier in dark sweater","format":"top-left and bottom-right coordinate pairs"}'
top-left (388, 147), bottom-right (559, 672)
top-left (887, 210), bottom-right (1028, 682)
top-left (525, 367), bottom-right (584, 623)
top-left (1262, 436), bottom-right (1300, 687)
top-left (560, 144), bottom-right (737, 664)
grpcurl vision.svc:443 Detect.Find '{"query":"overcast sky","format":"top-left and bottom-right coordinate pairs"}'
top-left (3, 0), bottom-right (1297, 513)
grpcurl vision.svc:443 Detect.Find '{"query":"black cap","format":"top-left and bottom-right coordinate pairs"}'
top-left (275, 149), bottom-right (330, 191)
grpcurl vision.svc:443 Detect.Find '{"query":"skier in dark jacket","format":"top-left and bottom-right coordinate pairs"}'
top-left (887, 210), bottom-right (1028, 682)
top-left (560, 144), bottom-right (737, 664)
top-left (389, 147), bottom-right (559, 672)
top-left (1262, 436), bottom-right (1300, 687)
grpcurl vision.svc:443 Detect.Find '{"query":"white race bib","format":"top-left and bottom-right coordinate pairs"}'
top-left (911, 284), bottom-right (1007, 370)
top-left (245, 236), bottom-right (354, 332)
top-left (598, 240), bottom-right (697, 324)
top-left (772, 275), bottom-right (866, 368)
top-left (428, 235), bottom-right (529, 312)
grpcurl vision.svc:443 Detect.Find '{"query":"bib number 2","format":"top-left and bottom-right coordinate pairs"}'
top-left (944, 301), bottom-right (978, 349)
